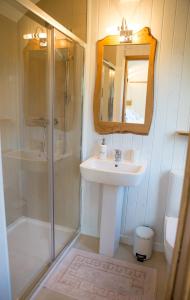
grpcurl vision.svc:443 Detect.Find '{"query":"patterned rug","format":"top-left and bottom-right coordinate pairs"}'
top-left (45, 248), bottom-right (157, 300)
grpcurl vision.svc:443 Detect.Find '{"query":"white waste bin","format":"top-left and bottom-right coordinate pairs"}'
top-left (133, 226), bottom-right (154, 262)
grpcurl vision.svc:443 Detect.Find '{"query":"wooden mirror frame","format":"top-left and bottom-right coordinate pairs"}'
top-left (93, 27), bottom-right (157, 135)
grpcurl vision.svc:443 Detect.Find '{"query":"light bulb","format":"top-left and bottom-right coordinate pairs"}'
top-left (23, 33), bottom-right (33, 40)
top-left (38, 32), bottom-right (47, 39)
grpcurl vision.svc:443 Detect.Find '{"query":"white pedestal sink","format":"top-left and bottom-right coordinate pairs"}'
top-left (80, 156), bottom-right (146, 257)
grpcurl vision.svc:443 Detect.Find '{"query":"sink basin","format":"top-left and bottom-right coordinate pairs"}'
top-left (80, 156), bottom-right (146, 186)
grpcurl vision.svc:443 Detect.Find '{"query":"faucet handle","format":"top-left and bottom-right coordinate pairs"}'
top-left (115, 149), bottom-right (122, 155)
top-left (114, 149), bottom-right (122, 166)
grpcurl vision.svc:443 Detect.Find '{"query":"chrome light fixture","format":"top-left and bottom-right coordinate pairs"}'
top-left (23, 27), bottom-right (47, 47)
top-left (118, 18), bottom-right (133, 42)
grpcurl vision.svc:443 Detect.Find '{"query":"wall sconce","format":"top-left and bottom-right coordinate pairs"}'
top-left (23, 28), bottom-right (47, 47)
top-left (118, 18), bottom-right (133, 42)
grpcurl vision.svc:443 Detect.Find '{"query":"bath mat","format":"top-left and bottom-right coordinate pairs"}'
top-left (45, 248), bottom-right (157, 300)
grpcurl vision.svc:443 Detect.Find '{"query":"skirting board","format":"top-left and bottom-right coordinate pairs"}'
top-left (81, 230), bottom-right (164, 252)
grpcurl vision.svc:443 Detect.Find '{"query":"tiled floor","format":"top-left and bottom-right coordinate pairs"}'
top-left (33, 234), bottom-right (168, 300)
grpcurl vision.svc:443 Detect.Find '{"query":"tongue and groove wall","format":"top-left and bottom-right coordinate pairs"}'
top-left (82, 0), bottom-right (190, 250)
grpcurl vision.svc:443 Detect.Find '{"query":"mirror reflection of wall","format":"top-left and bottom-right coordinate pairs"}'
top-left (100, 44), bottom-right (150, 124)
top-left (124, 57), bottom-right (149, 124)
top-left (100, 61), bottom-right (115, 121)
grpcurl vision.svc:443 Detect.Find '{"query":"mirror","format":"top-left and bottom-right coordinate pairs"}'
top-left (94, 27), bottom-right (157, 134)
top-left (101, 44), bottom-right (150, 124)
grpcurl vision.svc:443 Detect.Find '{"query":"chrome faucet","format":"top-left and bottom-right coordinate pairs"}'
top-left (114, 149), bottom-right (122, 166)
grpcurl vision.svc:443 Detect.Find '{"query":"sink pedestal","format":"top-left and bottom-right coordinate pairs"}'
top-left (99, 185), bottom-right (124, 257)
top-left (80, 156), bottom-right (146, 257)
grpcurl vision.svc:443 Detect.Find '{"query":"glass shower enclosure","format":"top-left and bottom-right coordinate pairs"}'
top-left (0, 1), bottom-right (84, 299)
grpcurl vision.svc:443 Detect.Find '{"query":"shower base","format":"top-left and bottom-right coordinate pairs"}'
top-left (7, 217), bottom-right (74, 300)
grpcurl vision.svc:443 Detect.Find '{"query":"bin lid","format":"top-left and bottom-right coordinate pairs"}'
top-left (136, 226), bottom-right (154, 239)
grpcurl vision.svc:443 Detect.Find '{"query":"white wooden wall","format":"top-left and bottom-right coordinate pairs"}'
top-left (82, 0), bottom-right (190, 250)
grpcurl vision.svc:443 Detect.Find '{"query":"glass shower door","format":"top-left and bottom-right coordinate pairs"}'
top-left (0, 1), bottom-right (84, 298)
top-left (53, 29), bottom-right (84, 255)
top-left (0, 1), bottom-right (52, 298)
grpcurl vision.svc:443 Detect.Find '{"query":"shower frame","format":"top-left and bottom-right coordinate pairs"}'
top-left (0, 0), bottom-right (87, 299)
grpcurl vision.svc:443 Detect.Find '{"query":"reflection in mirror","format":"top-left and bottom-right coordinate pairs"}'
top-left (124, 56), bottom-right (149, 124)
top-left (100, 60), bottom-right (115, 121)
top-left (100, 44), bottom-right (150, 124)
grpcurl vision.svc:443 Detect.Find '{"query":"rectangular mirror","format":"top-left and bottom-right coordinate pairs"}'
top-left (100, 44), bottom-right (150, 124)
top-left (94, 28), bottom-right (157, 135)
top-left (124, 54), bottom-right (149, 124)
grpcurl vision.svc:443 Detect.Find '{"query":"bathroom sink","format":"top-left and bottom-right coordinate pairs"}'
top-left (80, 156), bottom-right (146, 257)
top-left (80, 156), bottom-right (146, 186)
